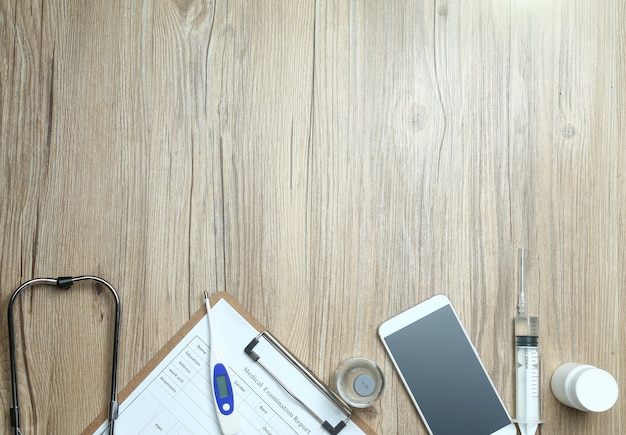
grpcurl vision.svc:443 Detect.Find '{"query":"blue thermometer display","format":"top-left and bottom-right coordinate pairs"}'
top-left (213, 364), bottom-right (235, 413)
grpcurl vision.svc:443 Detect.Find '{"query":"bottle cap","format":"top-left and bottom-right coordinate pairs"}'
top-left (572, 367), bottom-right (619, 412)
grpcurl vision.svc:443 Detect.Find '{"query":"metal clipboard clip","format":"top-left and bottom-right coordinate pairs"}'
top-left (244, 331), bottom-right (352, 434)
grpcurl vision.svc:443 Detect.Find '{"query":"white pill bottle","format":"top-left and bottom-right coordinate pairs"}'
top-left (551, 363), bottom-right (618, 412)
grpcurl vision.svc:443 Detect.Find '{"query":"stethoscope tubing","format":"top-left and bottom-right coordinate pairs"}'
top-left (7, 276), bottom-right (121, 435)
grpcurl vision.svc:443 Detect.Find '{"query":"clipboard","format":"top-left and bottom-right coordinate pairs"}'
top-left (83, 292), bottom-right (375, 434)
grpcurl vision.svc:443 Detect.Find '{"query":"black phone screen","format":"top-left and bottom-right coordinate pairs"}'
top-left (383, 305), bottom-right (511, 434)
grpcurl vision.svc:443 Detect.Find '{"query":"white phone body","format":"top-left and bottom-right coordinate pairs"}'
top-left (379, 294), bottom-right (516, 435)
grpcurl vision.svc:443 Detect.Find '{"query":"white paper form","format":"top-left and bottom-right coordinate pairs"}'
top-left (92, 299), bottom-right (366, 435)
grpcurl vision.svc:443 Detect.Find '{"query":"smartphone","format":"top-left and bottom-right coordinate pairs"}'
top-left (379, 294), bottom-right (516, 435)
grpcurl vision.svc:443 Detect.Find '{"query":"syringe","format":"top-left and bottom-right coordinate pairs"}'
top-left (513, 248), bottom-right (543, 435)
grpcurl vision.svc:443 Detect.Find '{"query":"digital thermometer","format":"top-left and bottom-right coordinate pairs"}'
top-left (204, 292), bottom-right (239, 435)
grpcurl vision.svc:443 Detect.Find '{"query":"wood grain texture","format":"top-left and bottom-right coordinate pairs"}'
top-left (1, 0), bottom-right (623, 433)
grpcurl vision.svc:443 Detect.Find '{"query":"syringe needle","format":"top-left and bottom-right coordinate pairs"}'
top-left (518, 248), bottom-right (526, 316)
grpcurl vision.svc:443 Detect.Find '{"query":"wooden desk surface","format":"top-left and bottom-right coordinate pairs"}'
top-left (1, 1), bottom-right (623, 433)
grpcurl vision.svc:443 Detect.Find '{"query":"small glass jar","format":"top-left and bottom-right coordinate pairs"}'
top-left (334, 357), bottom-right (384, 408)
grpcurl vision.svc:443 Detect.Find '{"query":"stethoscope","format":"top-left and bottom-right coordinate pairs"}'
top-left (7, 276), bottom-right (121, 435)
